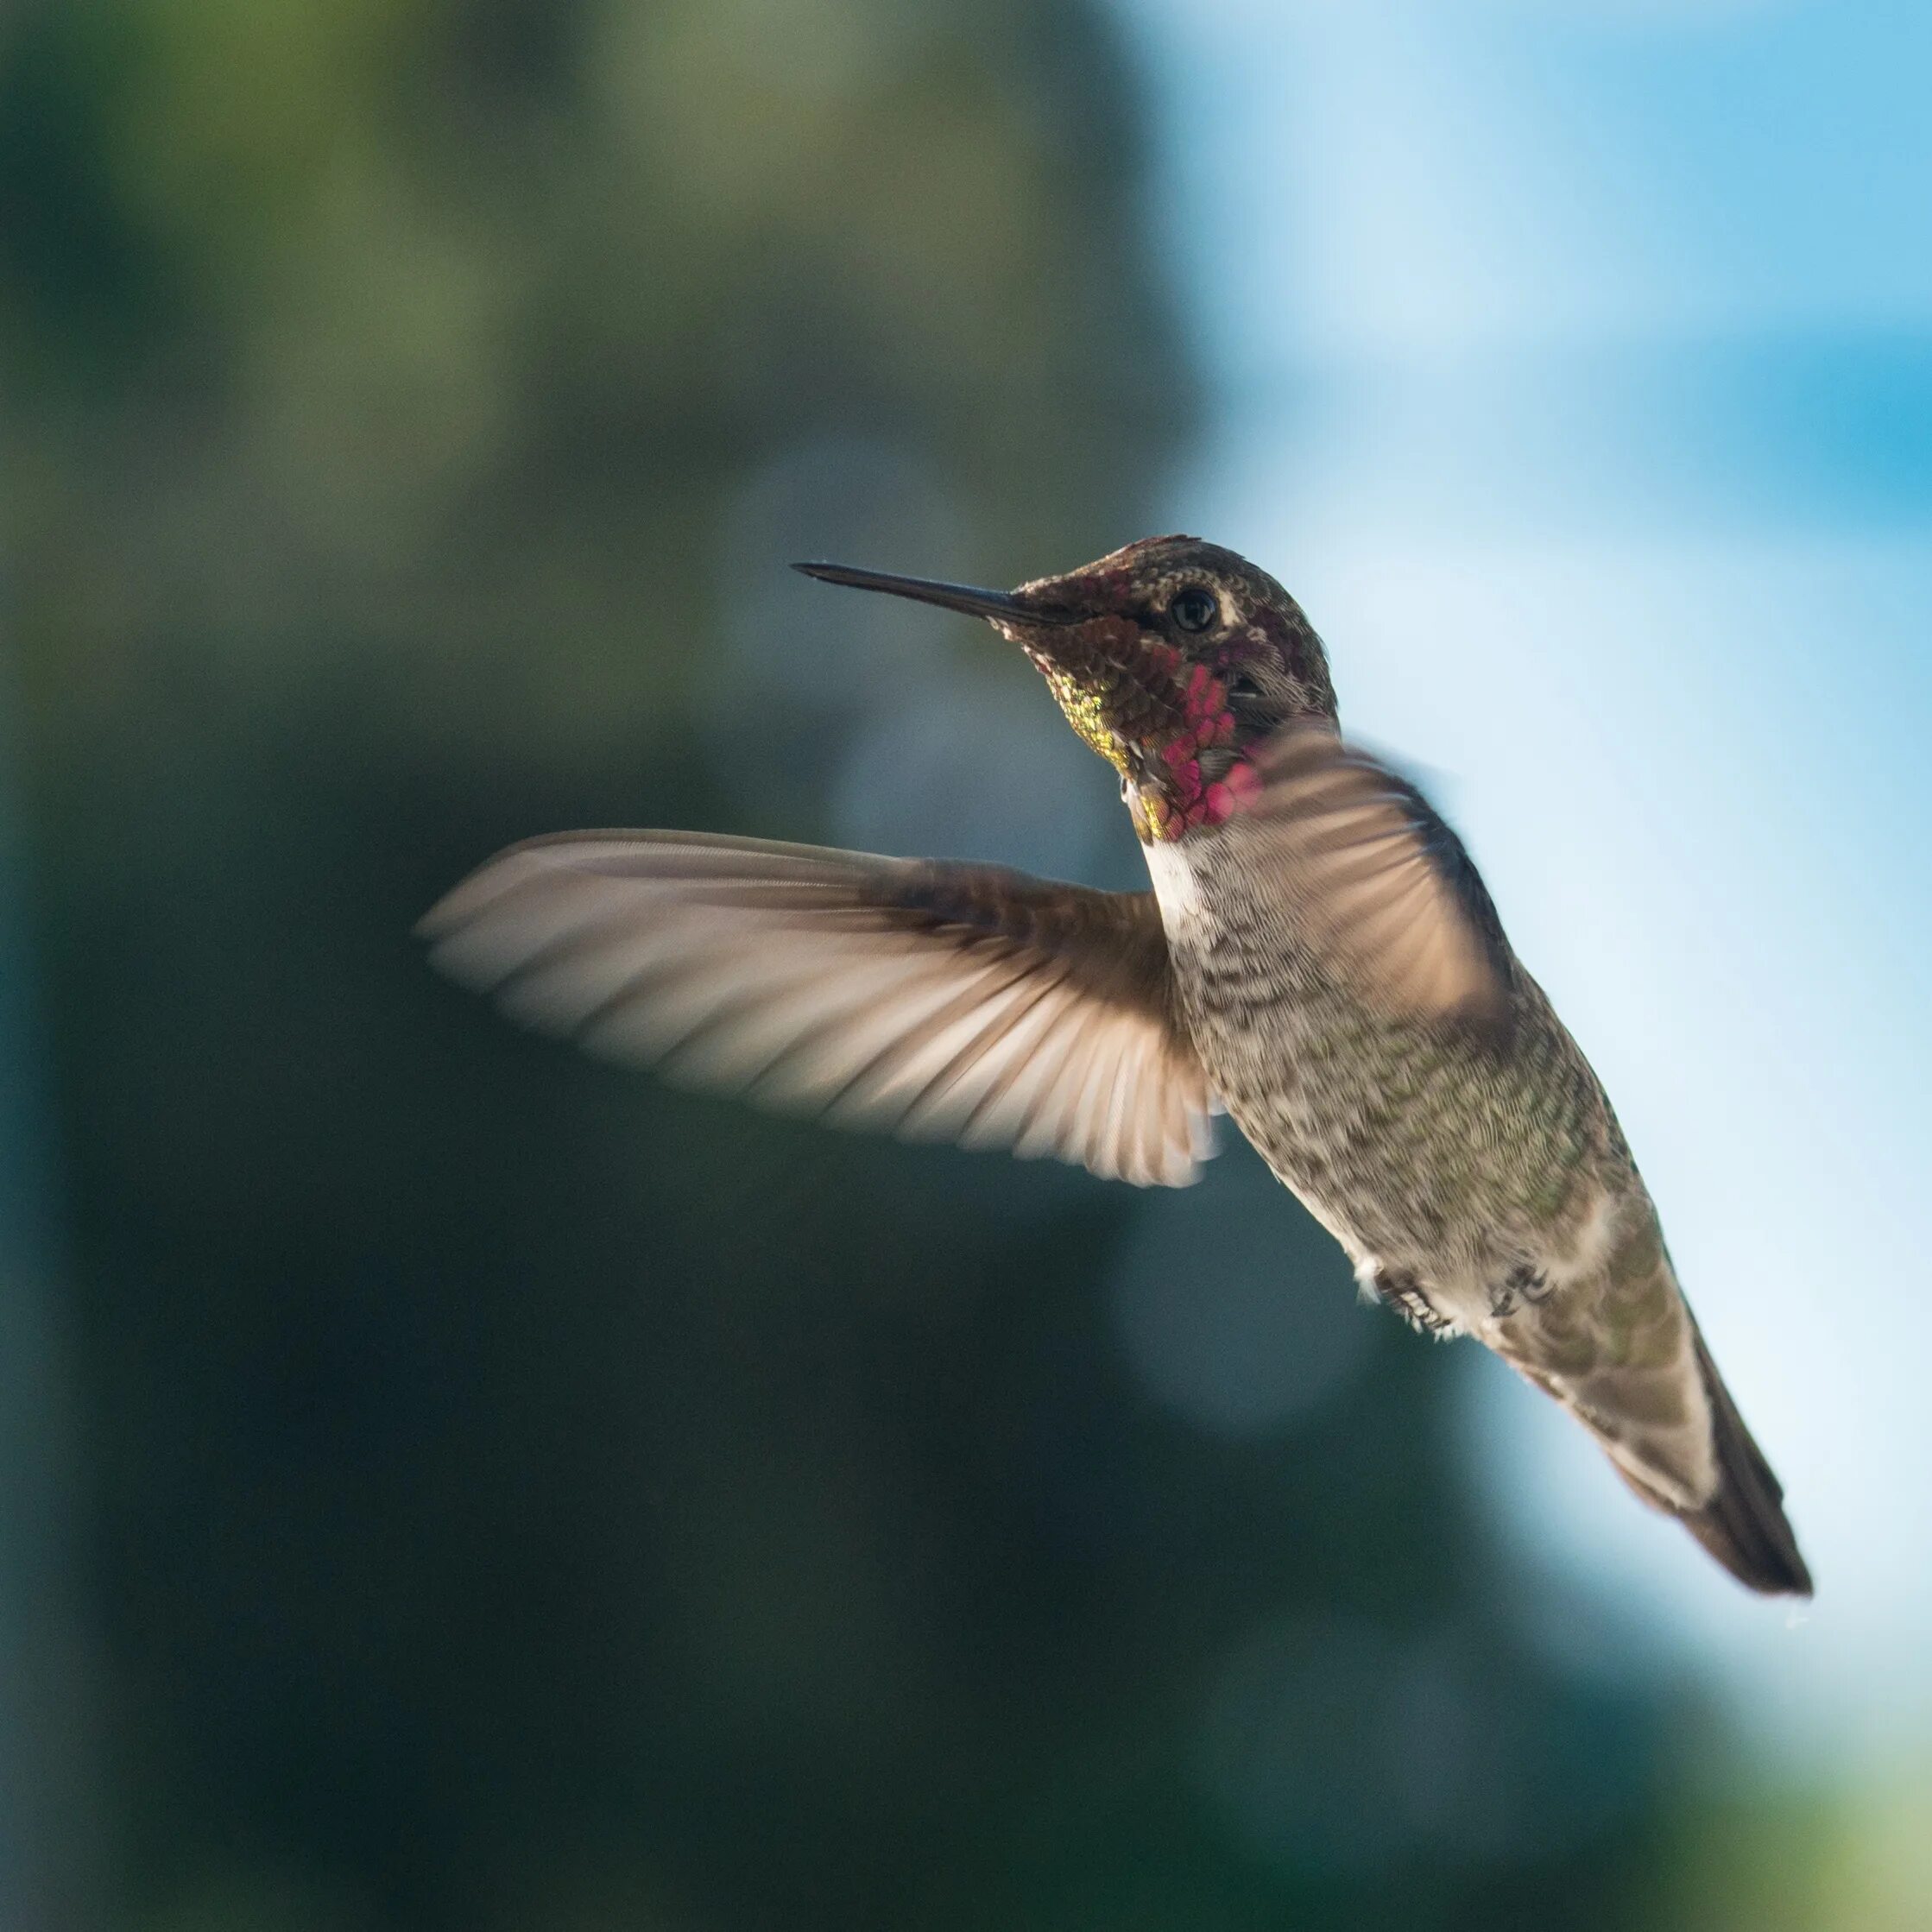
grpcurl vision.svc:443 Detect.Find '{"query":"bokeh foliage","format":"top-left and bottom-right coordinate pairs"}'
top-left (3, 3), bottom-right (1692, 1928)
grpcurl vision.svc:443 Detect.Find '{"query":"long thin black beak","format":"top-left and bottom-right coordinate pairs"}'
top-left (792, 560), bottom-right (1080, 626)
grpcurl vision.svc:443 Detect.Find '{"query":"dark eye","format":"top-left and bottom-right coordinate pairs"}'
top-left (1168, 586), bottom-right (1217, 633)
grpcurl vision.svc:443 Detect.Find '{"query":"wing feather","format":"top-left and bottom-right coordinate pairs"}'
top-left (1243, 723), bottom-right (1515, 1039)
top-left (422, 830), bottom-right (1213, 1185)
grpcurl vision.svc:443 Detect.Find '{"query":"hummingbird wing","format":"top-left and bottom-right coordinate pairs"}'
top-left (421, 830), bottom-right (1214, 1186)
top-left (1243, 723), bottom-right (1514, 1039)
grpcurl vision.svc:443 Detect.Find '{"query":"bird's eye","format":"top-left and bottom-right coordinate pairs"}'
top-left (1168, 586), bottom-right (1218, 633)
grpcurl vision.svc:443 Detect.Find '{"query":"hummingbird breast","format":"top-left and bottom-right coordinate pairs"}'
top-left (1144, 828), bottom-right (1620, 1323)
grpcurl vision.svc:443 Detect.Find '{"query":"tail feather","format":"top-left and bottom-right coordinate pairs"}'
top-left (1517, 1198), bottom-right (1815, 1598)
top-left (1606, 1323), bottom-right (1811, 1596)
top-left (1677, 1327), bottom-right (1812, 1596)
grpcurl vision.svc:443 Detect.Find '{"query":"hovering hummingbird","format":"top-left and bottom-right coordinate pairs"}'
top-left (422, 536), bottom-right (1810, 1596)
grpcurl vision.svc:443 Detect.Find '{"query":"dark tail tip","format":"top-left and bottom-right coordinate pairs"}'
top-left (1683, 1334), bottom-right (1813, 1597)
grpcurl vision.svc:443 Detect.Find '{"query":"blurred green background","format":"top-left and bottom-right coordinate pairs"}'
top-left (0, 3), bottom-right (1904, 1929)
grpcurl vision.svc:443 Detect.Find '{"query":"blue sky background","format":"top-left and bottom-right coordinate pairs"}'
top-left (1111, 0), bottom-right (1932, 1770)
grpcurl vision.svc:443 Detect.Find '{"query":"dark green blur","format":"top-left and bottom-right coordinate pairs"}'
top-left (1, 3), bottom-right (1725, 1928)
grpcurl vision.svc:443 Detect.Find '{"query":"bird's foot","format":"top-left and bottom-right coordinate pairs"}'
top-left (1369, 1266), bottom-right (1458, 1337)
top-left (1487, 1262), bottom-right (1550, 1319)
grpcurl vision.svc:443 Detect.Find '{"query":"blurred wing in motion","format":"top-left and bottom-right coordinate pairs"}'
top-left (1246, 723), bottom-right (1515, 1039)
top-left (421, 831), bottom-right (1214, 1186)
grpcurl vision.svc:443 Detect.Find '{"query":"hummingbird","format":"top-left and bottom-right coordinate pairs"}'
top-left (422, 536), bottom-right (1810, 1596)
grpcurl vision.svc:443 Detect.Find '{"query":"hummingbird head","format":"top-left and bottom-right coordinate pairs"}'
top-left (796, 536), bottom-right (1335, 843)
